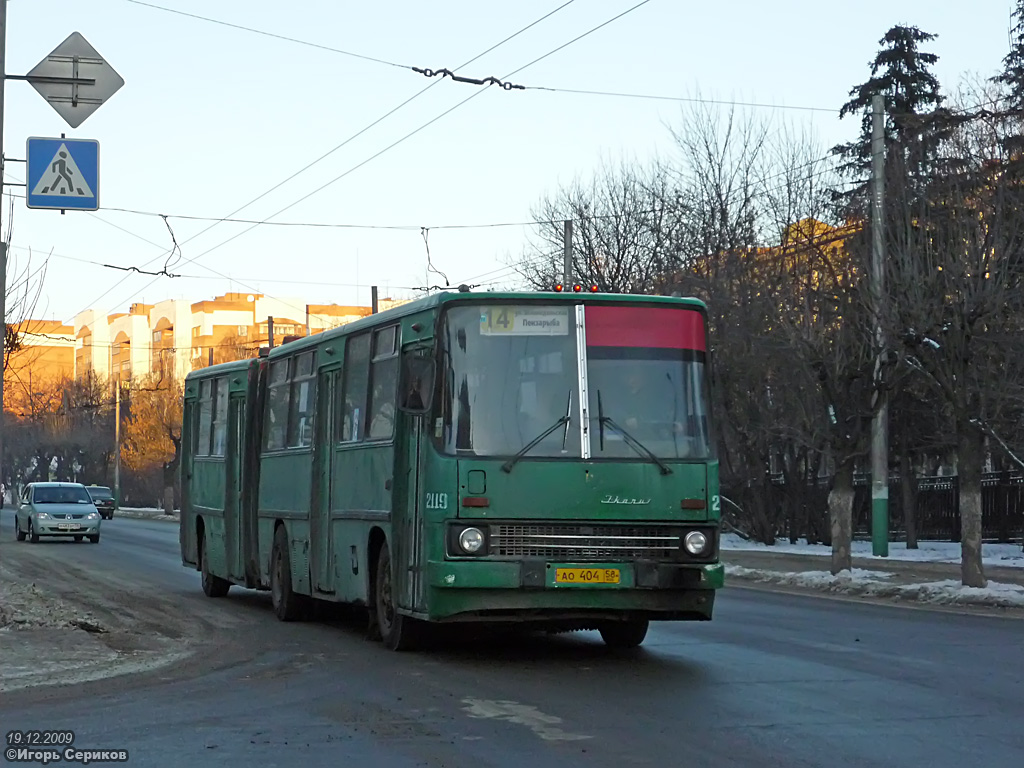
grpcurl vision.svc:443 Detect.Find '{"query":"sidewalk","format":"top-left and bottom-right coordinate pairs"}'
top-left (114, 506), bottom-right (179, 522)
top-left (722, 544), bottom-right (1024, 612)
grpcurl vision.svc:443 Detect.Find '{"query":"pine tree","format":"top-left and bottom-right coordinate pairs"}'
top-left (832, 26), bottom-right (945, 183)
top-left (994, 1), bottom-right (1024, 110)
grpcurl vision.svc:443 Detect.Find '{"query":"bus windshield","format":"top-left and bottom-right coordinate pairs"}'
top-left (438, 304), bottom-right (581, 458)
top-left (585, 305), bottom-right (712, 460)
top-left (438, 302), bottom-right (712, 461)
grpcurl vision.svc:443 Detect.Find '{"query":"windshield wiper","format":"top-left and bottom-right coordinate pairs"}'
top-left (597, 390), bottom-right (672, 475)
top-left (502, 415), bottom-right (570, 474)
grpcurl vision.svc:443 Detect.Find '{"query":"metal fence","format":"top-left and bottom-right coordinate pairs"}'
top-left (725, 473), bottom-right (1024, 544)
top-left (851, 473), bottom-right (1024, 543)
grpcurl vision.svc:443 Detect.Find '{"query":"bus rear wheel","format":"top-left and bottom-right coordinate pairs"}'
top-left (598, 619), bottom-right (649, 649)
top-left (271, 526), bottom-right (307, 621)
top-left (201, 538), bottom-right (231, 598)
top-left (375, 542), bottom-right (418, 651)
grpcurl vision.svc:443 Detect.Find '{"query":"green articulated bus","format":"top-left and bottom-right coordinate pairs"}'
top-left (180, 289), bottom-right (724, 650)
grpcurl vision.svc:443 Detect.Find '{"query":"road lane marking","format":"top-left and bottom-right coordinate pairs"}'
top-left (461, 698), bottom-right (592, 741)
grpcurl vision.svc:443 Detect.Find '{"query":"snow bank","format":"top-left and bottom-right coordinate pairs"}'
top-left (726, 565), bottom-right (1024, 609)
top-left (0, 569), bottom-right (106, 632)
top-left (722, 533), bottom-right (1024, 568)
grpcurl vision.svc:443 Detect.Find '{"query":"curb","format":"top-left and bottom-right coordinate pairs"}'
top-left (722, 560), bottom-right (1024, 614)
top-left (113, 509), bottom-right (179, 523)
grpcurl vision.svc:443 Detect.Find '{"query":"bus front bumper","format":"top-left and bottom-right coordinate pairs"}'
top-left (422, 560), bottom-right (724, 623)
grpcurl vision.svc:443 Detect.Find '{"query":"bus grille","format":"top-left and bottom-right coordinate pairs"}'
top-left (488, 524), bottom-right (682, 561)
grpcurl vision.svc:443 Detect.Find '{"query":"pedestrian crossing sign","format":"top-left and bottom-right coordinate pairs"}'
top-left (26, 137), bottom-right (100, 211)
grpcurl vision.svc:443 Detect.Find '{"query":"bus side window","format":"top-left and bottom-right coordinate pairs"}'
top-left (264, 359), bottom-right (290, 451)
top-left (211, 377), bottom-right (229, 456)
top-left (340, 333), bottom-right (371, 442)
top-left (368, 326), bottom-right (399, 440)
top-left (197, 379), bottom-right (213, 456)
top-left (287, 351), bottom-right (316, 448)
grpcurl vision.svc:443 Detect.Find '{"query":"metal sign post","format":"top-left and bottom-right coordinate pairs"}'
top-left (0, 5), bottom-right (126, 486)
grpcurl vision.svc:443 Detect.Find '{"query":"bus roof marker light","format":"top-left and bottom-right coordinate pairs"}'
top-left (554, 284), bottom-right (564, 292)
top-left (590, 285), bottom-right (599, 293)
top-left (572, 284), bottom-right (582, 292)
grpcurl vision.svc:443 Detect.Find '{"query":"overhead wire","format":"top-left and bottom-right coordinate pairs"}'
top-left (9, 147), bottom-right (842, 300)
top-left (68, 0), bottom-right (583, 328)
top-left (446, 153), bottom-right (845, 288)
top-left (95, 0), bottom-right (654, 313)
top-left (123, 0), bottom-right (413, 70)
top-left (44, 0), bottom-right (980, 314)
top-left (124, 0), bottom-right (851, 116)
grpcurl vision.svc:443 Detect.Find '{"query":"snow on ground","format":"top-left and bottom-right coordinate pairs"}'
top-left (726, 565), bottom-right (1024, 609)
top-left (116, 506), bottom-right (179, 521)
top-left (721, 532), bottom-right (1024, 568)
top-left (0, 565), bottom-right (106, 632)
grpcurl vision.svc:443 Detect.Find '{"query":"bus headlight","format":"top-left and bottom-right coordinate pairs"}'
top-left (458, 527), bottom-right (485, 554)
top-left (684, 530), bottom-right (709, 555)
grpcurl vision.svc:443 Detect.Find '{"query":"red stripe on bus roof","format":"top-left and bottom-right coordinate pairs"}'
top-left (585, 306), bottom-right (706, 350)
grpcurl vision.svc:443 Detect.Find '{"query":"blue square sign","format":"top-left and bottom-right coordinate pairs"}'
top-left (26, 137), bottom-right (100, 211)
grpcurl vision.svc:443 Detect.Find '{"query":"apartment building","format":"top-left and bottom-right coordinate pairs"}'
top-left (67, 292), bottom-right (402, 381)
top-left (3, 320), bottom-right (76, 416)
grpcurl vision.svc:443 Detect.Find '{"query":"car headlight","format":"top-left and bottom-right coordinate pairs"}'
top-left (35, 512), bottom-right (51, 520)
top-left (87, 512), bottom-right (100, 520)
top-left (458, 527), bottom-right (485, 554)
top-left (684, 530), bottom-right (709, 555)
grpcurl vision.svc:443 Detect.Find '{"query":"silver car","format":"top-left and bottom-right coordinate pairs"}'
top-left (15, 482), bottom-right (102, 543)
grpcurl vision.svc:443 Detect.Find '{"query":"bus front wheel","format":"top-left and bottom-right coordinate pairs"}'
top-left (375, 542), bottom-right (418, 651)
top-left (271, 526), bottom-right (307, 621)
top-left (598, 619), bottom-right (649, 649)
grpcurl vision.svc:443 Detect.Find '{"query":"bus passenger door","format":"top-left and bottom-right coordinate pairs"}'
top-left (311, 367), bottom-right (338, 594)
top-left (180, 398), bottom-right (197, 566)
top-left (225, 394), bottom-right (245, 580)
top-left (397, 345), bottom-right (431, 612)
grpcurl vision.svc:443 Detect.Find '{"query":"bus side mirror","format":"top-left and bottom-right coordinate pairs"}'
top-left (399, 355), bottom-right (435, 415)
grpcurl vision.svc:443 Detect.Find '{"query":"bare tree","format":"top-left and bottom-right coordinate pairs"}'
top-left (663, 103), bottom-right (799, 544)
top-left (518, 156), bottom-right (680, 292)
top-left (885, 106), bottom-right (1024, 585)
top-left (3, 248), bottom-right (49, 373)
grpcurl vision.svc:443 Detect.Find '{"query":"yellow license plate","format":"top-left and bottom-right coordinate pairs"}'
top-left (554, 568), bottom-right (620, 584)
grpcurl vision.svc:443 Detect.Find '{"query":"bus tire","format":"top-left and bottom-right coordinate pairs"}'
top-left (375, 542), bottom-right (418, 651)
top-left (271, 526), bottom-right (307, 621)
top-left (201, 538), bottom-right (231, 598)
top-left (598, 619), bottom-right (649, 649)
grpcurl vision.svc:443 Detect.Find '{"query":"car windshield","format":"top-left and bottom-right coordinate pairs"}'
top-left (33, 486), bottom-right (93, 504)
top-left (88, 488), bottom-right (113, 500)
top-left (436, 302), bottom-right (712, 461)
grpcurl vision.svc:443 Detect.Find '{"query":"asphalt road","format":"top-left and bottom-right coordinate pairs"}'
top-left (2, 509), bottom-right (1022, 768)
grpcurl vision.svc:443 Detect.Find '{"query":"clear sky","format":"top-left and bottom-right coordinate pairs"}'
top-left (2, 0), bottom-right (1015, 327)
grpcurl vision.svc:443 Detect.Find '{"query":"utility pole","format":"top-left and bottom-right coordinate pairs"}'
top-left (371, 285), bottom-right (378, 314)
top-left (870, 93), bottom-right (889, 557)
top-left (113, 374), bottom-right (121, 508)
top-left (267, 316), bottom-right (274, 349)
top-left (0, 0), bottom-right (8, 492)
top-left (562, 220), bottom-right (572, 285)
